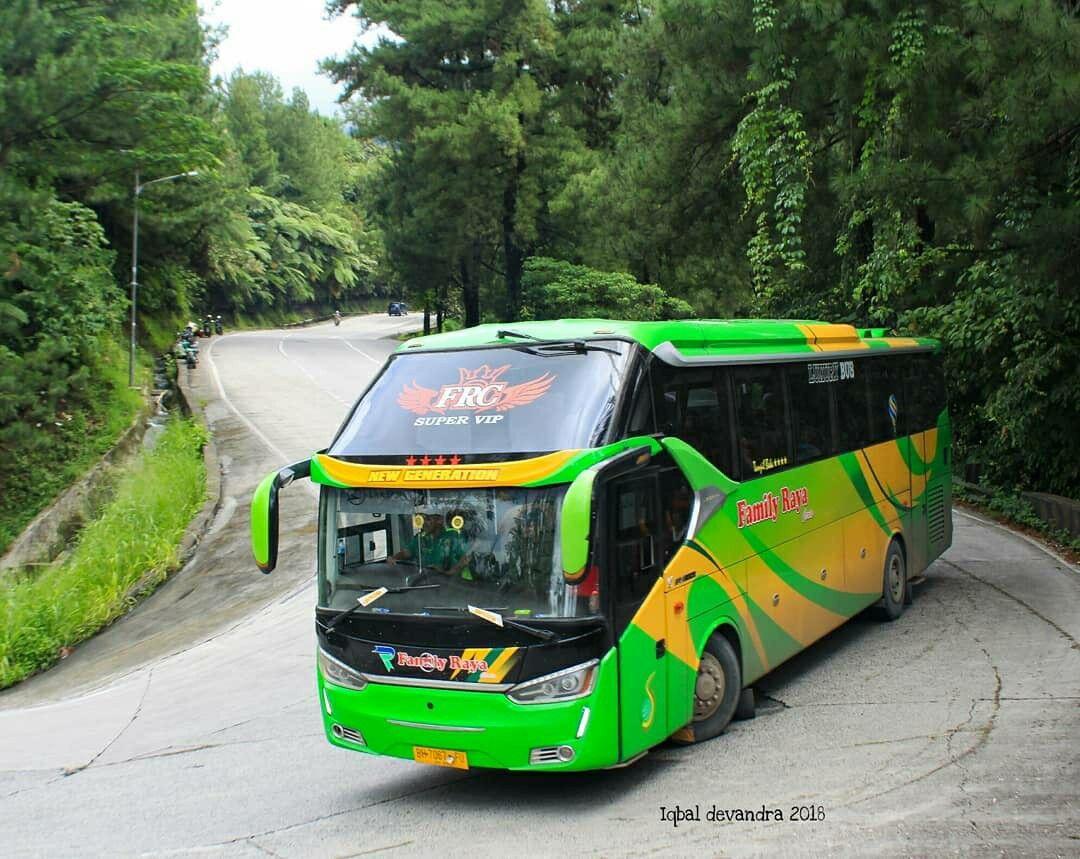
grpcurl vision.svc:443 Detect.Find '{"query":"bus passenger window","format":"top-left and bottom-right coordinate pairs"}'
top-left (732, 366), bottom-right (791, 478)
top-left (867, 359), bottom-right (903, 443)
top-left (904, 354), bottom-right (946, 432)
top-left (786, 363), bottom-right (835, 464)
top-left (653, 363), bottom-right (735, 477)
top-left (835, 359), bottom-right (869, 452)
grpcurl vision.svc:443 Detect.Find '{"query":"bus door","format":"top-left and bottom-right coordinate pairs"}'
top-left (606, 470), bottom-right (670, 760)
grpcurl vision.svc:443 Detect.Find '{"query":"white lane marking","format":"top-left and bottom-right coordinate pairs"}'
top-left (206, 337), bottom-right (291, 464)
top-left (953, 506), bottom-right (1079, 575)
top-left (205, 336), bottom-right (317, 499)
top-left (340, 339), bottom-right (379, 363)
top-left (277, 334), bottom-right (349, 406)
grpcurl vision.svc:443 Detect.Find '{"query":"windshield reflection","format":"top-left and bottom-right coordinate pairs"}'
top-left (318, 486), bottom-right (597, 619)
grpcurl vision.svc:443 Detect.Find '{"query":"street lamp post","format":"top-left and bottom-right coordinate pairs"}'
top-left (129, 169), bottom-right (199, 387)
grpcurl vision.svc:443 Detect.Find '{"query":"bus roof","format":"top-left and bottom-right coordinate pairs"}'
top-left (396, 319), bottom-right (939, 362)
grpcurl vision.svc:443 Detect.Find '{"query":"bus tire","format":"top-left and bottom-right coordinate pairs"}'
top-left (734, 687), bottom-right (756, 720)
top-left (880, 540), bottom-right (907, 621)
top-left (690, 634), bottom-right (742, 742)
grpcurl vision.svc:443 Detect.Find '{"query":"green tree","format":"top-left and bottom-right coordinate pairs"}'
top-left (521, 257), bottom-right (693, 320)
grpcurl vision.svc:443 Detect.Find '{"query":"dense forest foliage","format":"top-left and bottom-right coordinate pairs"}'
top-left (328, 0), bottom-right (1080, 497)
top-left (1, 0), bottom-right (1078, 529)
top-left (0, 0), bottom-right (383, 548)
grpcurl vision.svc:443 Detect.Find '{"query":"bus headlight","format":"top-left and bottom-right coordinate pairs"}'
top-left (507, 660), bottom-right (598, 704)
top-left (318, 648), bottom-right (368, 692)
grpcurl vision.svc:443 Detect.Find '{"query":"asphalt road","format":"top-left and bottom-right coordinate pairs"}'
top-left (2, 314), bottom-right (1078, 857)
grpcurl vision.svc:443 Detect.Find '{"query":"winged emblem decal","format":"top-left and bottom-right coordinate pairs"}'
top-left (397, 364), bottom-right (556, 416)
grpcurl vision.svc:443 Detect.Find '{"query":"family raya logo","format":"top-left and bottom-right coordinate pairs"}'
top-left (370, 645), bottom-right (489, 675)
top-left (736, 486), bottom-right (810, 528)
top-left (397, 364), bottom-right (556, 416)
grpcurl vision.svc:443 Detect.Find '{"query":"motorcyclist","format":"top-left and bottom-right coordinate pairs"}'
top-left (215, 315), bottom-right (223, 335)
top-left (333, 309), bottom-right (342, 327)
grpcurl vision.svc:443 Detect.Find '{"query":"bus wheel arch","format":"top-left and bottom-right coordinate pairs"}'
top-left (687, 625), bottom-right (742, 742)
top-left (880, 537), bottom-right (908, 621)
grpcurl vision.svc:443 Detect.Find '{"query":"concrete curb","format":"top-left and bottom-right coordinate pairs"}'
top-left (0, 396), bottom-right (156, 572)
top-left (173, 364), bottom-right (223, 568)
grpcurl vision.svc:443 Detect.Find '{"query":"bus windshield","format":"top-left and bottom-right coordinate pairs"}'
top-left (318, 486), bottom-right (597, 619)
top-left (329, 341), bottom-right (632, 457)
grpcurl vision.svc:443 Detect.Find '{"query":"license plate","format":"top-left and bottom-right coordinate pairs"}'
top-left (413, 745), bottom-right (469, 770)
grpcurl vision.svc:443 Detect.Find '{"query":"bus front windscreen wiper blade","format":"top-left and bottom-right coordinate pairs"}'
top-left (465, 605), bottom-right (559, 642)
top-left (512, 340), bottom-right (621, 357)
top-left (322, 584), bottom-right (442, 633)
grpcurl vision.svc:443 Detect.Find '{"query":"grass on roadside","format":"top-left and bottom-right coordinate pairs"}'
top-left (0, 417), bottom-right (208, 689)
top-left (0, 339), bottom-right (146, 556)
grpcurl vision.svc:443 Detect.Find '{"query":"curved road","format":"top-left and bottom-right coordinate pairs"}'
top-left (2, 315), bottom-right (1078, 856)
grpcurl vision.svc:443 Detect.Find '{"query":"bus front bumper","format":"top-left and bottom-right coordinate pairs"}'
top-left (317, 651), bottom-right (619, 771)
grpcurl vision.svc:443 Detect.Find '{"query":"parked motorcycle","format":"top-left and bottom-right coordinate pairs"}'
top-left (178, 330), bottom-right (199, 367)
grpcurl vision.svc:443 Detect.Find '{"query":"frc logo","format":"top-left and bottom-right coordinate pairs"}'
top-left (397, 365), bottom-right (555, 416)
top-left (372, 645), bottom-right (396, 672)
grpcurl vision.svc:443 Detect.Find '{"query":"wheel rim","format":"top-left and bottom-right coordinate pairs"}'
top-left (693, 652), bottom-right (726, 721)
top-left (887, 552), bottom-right (905, 603)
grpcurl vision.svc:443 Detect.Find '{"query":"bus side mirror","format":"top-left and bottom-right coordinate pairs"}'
top-left (251, 459), bottom-right (311, 574)
top-left (560, 469), bottom-right (598, 586)
top-left (560, 442), bottom-right (659, 585)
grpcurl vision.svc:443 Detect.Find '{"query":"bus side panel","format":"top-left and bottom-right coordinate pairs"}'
top-left (907, 428), bottom-right (932, 576)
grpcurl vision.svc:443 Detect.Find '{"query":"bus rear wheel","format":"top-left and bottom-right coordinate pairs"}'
top-left (880, 540), bottom-right (907, 621)
top-left (689, 634), bottom-right (741, 742)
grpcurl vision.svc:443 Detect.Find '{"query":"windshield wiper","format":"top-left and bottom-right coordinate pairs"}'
top-left (466, 604), bottom-right (559, 642)
top-left (496, 328), bottom-right (541, 341)
top-left (322, 584), bottom-right (441, 633)
top-left (512, 340), bottom-right (621, 357)
top-left (357, 583), bottom-right (441, 593)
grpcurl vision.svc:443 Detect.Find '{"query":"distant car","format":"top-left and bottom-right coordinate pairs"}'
top-left (388, 302), bottom-right (408, 316)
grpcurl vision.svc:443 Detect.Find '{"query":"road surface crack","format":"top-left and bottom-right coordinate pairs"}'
top-left (62, 668), bottom-right (154, 777)
top-left (941, 558), bottom-right (1079, 651)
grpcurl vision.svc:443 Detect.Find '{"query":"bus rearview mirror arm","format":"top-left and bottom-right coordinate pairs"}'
top-left (251, 459), bottom-right (311, 574)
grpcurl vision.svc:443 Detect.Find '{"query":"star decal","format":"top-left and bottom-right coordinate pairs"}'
top-left (405, 456), bottom-right (417, 466)
top-left (449, 454), bottom-right (462, 465)
top-left (434, 455), bottom-right (446, 465)
top-left (420, 455), bottom-right (432, 466)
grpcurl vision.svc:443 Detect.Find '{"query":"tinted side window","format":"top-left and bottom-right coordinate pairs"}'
top-left (660, 466), bottom-right (694, 562)
top-left (866, 358), bottom-right (903, 443)
top-left (625, 362), bottom-right (656, 437)
top-left (786, 363), bottom-right (835, 465)
top-left (732, 366), bottom-right (791, 478)
top-left (903, 353), bottom-right (947, 432)
top-left (653, 364), bottom-right (734, 478)
top-left (836, 359), bottom-right (870, 452)
top-left (613, 476), bottom-right (660, 609)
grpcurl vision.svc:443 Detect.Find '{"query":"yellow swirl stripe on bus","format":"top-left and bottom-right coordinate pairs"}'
top-left (481, 647), bottom-right (520, 683)
top-left (450, 647), bottom-right (491, 680)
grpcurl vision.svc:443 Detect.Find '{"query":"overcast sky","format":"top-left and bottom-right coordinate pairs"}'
top-left (200, 1), bottom-right (375, 116)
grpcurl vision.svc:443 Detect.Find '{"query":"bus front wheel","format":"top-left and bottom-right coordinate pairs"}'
top-left (689, 634), bottom-right (742, 742)
top-left (880, 540), bottom-right (907, 621)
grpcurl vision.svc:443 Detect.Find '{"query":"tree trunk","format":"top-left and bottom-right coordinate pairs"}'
top-left (501, 151), bottom-right (526, 321)
top-left (423, 304), bottom-right (431, 335)
top-left (460, 247), bottom-right (480, 328)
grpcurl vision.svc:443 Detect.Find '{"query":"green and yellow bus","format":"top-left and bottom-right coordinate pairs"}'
top-left (251, 319), bottom-right (951, 771)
